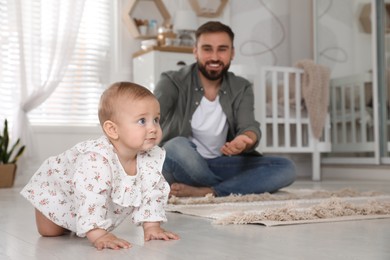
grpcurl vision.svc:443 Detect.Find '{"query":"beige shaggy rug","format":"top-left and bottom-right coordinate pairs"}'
top-left (166, 188), bottom-right (390, 226)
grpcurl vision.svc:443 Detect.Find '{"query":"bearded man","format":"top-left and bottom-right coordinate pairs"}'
top-left (154, 21), bottom-right (296, 197)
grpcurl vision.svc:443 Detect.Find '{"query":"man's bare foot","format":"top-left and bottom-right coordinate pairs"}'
top-left (170, 183), bottom-right (214, 197)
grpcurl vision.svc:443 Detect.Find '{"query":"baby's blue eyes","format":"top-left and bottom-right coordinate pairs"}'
top-left (137, 118), bottom-right (160, 125)
top-left (138, 118), bottom-right (146, 125)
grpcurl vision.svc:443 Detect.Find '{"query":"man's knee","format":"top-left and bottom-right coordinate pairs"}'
top-left (163, 137), bottom-right (194, 160)
top-left (164, 136), bottom-right (189, 151)
top-left (284, 158), bottom-right (297, 180)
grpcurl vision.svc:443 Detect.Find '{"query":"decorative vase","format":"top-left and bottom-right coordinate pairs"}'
top-left (0, 164), bottom-right (17, 188)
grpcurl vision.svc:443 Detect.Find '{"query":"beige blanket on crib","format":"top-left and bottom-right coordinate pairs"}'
top-left (293, 60), bottom-right (330, 139)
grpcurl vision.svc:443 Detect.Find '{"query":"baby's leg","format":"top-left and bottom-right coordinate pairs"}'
top-left (35, 209), bottom-right (67, 237)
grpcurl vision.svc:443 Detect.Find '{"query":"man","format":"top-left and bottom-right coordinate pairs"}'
top-left (154, 21), bottom-right (296, 197)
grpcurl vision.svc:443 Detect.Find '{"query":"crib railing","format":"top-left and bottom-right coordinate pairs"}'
top-left (330, 72), bottom-right (375, 152)
top-left (257, 66), bottom-right (331, 181)
top-left (258, 66), bottom-right (330, 151)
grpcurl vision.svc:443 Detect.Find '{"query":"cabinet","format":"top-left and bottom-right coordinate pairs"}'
top-left (133, 47), bottom-right (194, 91)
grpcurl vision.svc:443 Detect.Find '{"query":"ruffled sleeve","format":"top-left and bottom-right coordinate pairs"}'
top-left (131, 146), bottom-right (170, 225)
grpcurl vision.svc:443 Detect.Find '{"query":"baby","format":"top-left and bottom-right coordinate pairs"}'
top-left (21, 82), bottom-right (179, 250)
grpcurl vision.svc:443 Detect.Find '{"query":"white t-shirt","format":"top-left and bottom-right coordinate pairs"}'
top-left (190, 95), bottom-right (228, 159)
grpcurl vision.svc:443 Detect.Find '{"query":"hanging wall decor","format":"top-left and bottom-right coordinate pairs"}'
top-left (189, 0), bottom-right (228, 18)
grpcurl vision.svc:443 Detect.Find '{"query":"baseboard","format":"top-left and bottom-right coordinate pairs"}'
top-left (321, 164), bottom-right (390, 181)
top-left (274, 153), bottom-right (390, 181)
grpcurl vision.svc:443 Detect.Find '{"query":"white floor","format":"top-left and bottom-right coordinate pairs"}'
top-left (1, 179), bottom-right (390, 260)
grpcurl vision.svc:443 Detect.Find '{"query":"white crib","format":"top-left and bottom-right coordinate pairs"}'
top-left (329, 72), bottom-right (390, 158)
top-left (329, 72), bottom-right (376, 154)
top-left (230, 65), bottom-right (331, 180)
top-left (255, 66), bottom-right (332, 181)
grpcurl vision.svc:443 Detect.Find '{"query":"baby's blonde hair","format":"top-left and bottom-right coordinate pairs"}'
top-left (98, 82), bottom-right (155, 126)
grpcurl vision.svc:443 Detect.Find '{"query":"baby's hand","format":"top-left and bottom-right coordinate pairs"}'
top-left (92, 232), bottom-right (132, 250)
top-left (143, 222), bottom-right (180, 241)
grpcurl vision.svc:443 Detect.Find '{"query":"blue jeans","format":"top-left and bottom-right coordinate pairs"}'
top-left (162, 137), bottom-right (296, 196)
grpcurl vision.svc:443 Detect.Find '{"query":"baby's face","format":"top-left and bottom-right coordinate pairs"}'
top-left (115, 96), bottom-right (162, 152)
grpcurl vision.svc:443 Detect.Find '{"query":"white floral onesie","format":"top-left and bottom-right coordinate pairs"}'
top-left (20, 136), bottom-right (170, 237)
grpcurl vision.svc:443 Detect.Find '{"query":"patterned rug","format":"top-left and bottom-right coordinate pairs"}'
top-left (166, 188), bottom-right (390, 226)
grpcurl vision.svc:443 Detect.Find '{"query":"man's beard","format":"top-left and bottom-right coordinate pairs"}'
top-left (198, 61), bottom-right (230, 81)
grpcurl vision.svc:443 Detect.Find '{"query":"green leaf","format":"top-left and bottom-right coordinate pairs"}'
top-left (0, 119), bottom-right (25, 164)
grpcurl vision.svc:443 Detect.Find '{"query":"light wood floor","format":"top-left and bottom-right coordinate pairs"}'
top-left (1, 179), bottom-right (390, 260)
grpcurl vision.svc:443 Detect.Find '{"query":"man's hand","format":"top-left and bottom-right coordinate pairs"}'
top-left (220, 134), bottom-right (254, 156)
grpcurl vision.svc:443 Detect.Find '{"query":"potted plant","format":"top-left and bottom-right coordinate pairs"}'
top-left (0, 119), bottom-right (25, 188)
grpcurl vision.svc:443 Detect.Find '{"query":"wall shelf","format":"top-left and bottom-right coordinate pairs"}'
top-left (359, 3), bottom-right (390, 34)
top-left (122, 0), bottom-right (171, 39)
top-left (189, 0), bottom-right (228, 18)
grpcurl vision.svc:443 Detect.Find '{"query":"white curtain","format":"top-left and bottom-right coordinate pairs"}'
top-left (11, 0), bottom-right (86, 160)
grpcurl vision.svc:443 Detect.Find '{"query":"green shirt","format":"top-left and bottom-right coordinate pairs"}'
top-left (154, 63), bottom-right (261, 154)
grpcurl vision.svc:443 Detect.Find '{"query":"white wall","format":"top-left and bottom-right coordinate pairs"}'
top-left (230, 0), bottom-right (312, 67)
top-left (315, 0), bottom-right (373, 78)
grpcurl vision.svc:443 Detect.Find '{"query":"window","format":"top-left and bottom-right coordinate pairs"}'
top-left (0, 0), bottom-right (111, 126)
